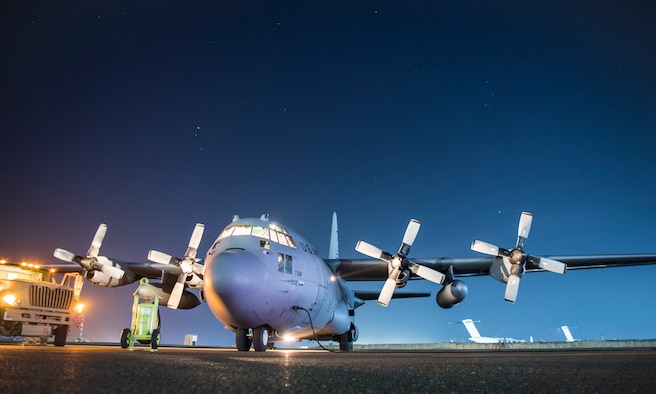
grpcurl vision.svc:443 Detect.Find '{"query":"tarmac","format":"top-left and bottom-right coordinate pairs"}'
top-left (1, 344), bottom-right (655, 393)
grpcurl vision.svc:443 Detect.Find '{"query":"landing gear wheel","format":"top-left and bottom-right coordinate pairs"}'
top-left (120, 328), bottom-right (131, 349)
top-left (338, 324), bottom-right (357, 351)
top-left (252, 326), bottom-right (269, 352)
top-left (150, 328), bottom-right (161, 350)
top-left (338, 333), bottom-right (353, 351)
top-left (338, 336), bottom-right (352, 351)
top-left (54, 326), bottom-right (68, 347)
top-left (236, 328), bottom-right (252, 351)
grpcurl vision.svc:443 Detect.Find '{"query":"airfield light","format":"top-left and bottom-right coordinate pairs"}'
top-left (0, 259), bottom-right (6, 264)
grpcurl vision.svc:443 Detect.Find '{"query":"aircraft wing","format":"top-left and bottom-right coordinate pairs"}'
top-left (46, 260), bottom-right (183, 277)
top-left (531, 254), bottom-right (656, 271)
top-left (329, 254), bottom-right (656, 281)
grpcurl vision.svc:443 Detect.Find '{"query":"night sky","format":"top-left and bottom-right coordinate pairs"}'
top-left (2, 2), bottom-right (655, 346)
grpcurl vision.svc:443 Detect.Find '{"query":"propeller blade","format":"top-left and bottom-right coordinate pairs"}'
top-left (402, 219), bottom-right (421, 246)
top-left (54, 248), bottom-right (77, 263)
top-left (168, 279), bottom-right (185, 309)
top-left (537, 257), bottom-right (567, 274)
top-left (87, 224), bottom-right (108, 258)
top-left (185, 223), bottom-right (205, 260)
top-left (355, 241), bottom-right (385, 260)
top-left (100, 264), bottom-right (125, 280)
top-left (377, 268), bottom-right (401, 307)
top-left (471, 240), bottom-right (500, 256)
top-left (504, 274), bottom-right (521, 303)
top-left (517, 212), bottom-right (532, 239)
top-left (412, 264), bottom-right (445, 284)
top-left (148, 250), bottom-right (175, 265)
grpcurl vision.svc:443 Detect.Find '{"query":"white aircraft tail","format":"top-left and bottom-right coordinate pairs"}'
top-left (328, 212), bottom-right (339, 259)
top-left (462, 319), bottom-right (482, 338)
top-left (561, 325), bottom-right (576, 342)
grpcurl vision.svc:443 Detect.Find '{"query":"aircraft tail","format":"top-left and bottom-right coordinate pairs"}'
top-left (462, 319), bottom-right (482, 338)
top-left (561, 325), bottom-right (575, 342)
top-left (328, 212), bottom-right (339, 259)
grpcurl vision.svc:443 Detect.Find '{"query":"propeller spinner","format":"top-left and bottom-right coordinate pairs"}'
top-left (471, 212), bottom-right (566, 303)
top-left (53, 224), bottom-right (125, 280)
top-left (355, 219), bottom-right (445, 307)
top-left (148, 223), bottom-right (205, 309)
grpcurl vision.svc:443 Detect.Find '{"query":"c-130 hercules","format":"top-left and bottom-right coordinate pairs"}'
top-left (53, 211), bottom-right (656, 351)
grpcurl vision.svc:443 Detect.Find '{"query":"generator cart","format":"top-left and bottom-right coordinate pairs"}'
top-left (120, 278), bottom-right (160, 351)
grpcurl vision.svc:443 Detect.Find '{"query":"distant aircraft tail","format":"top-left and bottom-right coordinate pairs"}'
top-left (328, 212), bottom-right (339, 259)
top-left (561, 325), bottom-right (575, 342)
top-left (462, 319), bottom-right (482, 338)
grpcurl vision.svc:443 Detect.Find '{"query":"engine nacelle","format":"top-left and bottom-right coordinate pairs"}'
top-left (395, 270), bottom-right (410, 289)
top-left (86, 271), bottom-right (121, 287)
top-left (436, 280), bottom-right (468, 309)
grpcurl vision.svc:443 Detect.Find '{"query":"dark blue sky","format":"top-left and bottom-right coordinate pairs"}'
top-left (2, 2), bottom-right (655, 345)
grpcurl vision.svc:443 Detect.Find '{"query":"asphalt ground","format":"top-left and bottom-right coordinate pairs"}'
top-left (1, 345), bottom-right (655, 393)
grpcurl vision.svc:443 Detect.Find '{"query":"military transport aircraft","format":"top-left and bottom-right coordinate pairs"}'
top-left (53, 211), bottom-right (656, 351)
top-left (460, 319), bottom-right (526, 344)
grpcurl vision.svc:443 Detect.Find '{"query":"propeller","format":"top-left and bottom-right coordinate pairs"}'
top-left (471, 212), bottom-right (566, 303)
top-left (355, 219), bottom-right (445, 307)
top-left (53, 224), bottom-right (125, 280)
top-left (148, 223), bottom-right (204, 309)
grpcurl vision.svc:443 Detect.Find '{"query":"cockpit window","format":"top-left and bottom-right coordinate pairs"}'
top-left (217, 226), bottom-right (235, 240)
top-left (215, 221), bottom-right (297, 249)
top-left (252, 225), bottom-right (269, 239)
top-left (232, 224), bottom-right (252, 236)
top-left (270, 224), bottom-right (288, 234)
top-left (277, 233), bottom-right (289, 246)
top-left (284, 235), bottom-right (296, 248)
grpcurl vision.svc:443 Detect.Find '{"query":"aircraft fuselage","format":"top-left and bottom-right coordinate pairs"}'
top-left (203, 216), bottom-right (352, 347)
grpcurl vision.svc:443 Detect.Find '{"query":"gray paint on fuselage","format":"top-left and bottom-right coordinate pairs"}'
top-left (203, 217), bottom-right (351, 341)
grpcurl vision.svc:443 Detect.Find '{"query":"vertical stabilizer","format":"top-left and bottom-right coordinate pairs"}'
top-left (462, 319), bottom-right (482, 338)
top-left (561, 325), bottom-right (575, 342)
top-left (328, 212), bottom-right (339, 259)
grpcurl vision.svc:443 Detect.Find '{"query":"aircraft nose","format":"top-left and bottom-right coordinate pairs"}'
top-left (204, 249), bottom-right (269, 325)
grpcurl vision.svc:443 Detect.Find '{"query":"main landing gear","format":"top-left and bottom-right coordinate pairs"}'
top-left (336, 323), bottom-right (357, 351)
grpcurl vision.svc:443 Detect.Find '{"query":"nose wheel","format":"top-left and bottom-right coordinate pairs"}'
top-left (235, 326), bottom-right (270, 351)
top-left (253, 326), bottom-right (270, 352)
top-left (236, 328), bottom-right (252, 351)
